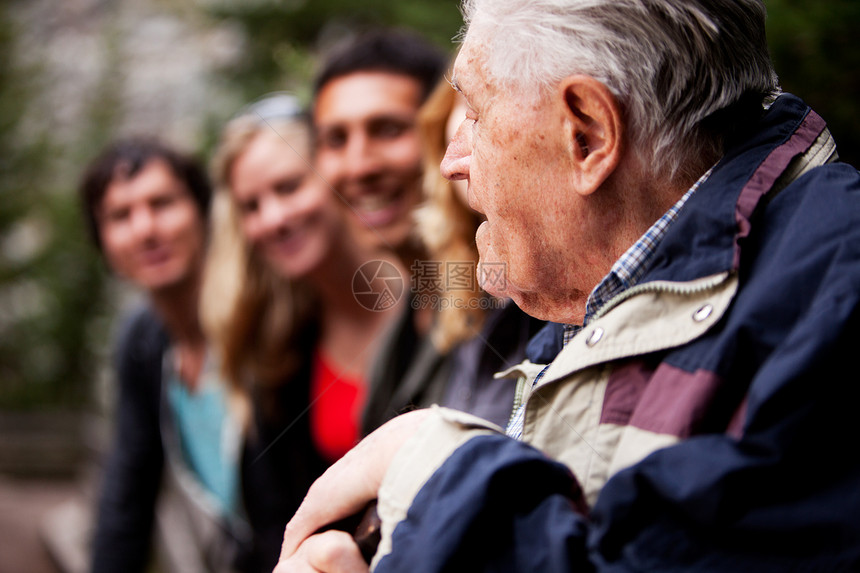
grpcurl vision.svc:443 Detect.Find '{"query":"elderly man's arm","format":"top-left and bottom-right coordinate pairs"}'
top-left (277, 410), bottom-right (434, 569)
top-left (276, 407), bottom-right (520, 571)
top-left (362, 279), bottom-right (860, 572)
top-left (371, 425), bottom-right (591, 572)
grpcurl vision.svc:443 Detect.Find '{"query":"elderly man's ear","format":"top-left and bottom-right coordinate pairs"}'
top-left (560, 75), bottom-right (623, 196)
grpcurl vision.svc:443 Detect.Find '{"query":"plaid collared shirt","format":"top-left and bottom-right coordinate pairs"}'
top-left (506, 168), bottom-right (713, 439)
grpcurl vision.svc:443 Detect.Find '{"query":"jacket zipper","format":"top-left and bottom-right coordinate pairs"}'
top-left (591, 272), bottom-right (732, 323)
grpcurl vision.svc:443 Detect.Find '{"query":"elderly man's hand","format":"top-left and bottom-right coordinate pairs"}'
top-left (273, 529), bottom-right (367, 573)
top-left (277, 409), bottom-right (432, 569)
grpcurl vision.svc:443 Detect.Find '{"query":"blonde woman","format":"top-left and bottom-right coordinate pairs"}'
top-left (414, 78), bottom-right (545, 429)
top-left (200, 93), bottom-right (399, 571)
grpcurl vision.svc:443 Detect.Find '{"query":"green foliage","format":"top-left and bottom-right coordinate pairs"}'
top-left (0, 5), bottom-right (112, 410)
top-left (765, 0), bottom-right (860, 165)
top-left (205, 0), bottom-right (462, 106)
top-left (0, 183), bottom-right (109, 409)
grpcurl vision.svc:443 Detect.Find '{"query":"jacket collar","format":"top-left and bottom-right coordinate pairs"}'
top-left (642, 93), bottom-right (826, 284)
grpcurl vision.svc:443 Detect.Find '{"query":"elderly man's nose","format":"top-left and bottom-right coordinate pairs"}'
top-left (441, 118), bottom-right (472, 182)
top-left (441, 136), bottom-right (470, 183)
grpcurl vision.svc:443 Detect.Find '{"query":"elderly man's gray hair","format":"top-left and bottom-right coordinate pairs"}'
top-left (461, 0), bottom-right (780, 180)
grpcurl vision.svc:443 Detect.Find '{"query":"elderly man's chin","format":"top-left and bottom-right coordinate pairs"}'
top-left (475, 221), bottom-right (510, 299)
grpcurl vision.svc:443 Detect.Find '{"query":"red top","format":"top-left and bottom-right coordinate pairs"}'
top-left (309, 350), bottom-right (367, 463)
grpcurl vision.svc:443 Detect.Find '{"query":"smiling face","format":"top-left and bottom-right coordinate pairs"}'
top-left (229, 130), bottom-right (341, 280)
top-left (441, 38), bottom-right (618, 323)
top-left (98, 159), bottom-right (205, 293)
top-left (314, 71), bottom-right (424, 251)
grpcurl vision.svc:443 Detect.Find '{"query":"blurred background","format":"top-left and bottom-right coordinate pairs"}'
top-left (0, 0), bottom-right (857, 571)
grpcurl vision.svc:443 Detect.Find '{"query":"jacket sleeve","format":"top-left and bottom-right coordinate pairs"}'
top-left (90, 308), bottom-right (166, 573)
top-left (373, 270), bottom-right (860, 571)
top-left (371, 408), bottom-right (590, 573)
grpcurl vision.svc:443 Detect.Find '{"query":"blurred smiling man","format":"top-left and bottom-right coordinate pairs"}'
top-left (311, 29), bottom-right (455, 436)
top-left (312, 29), bottom-right (446, 261)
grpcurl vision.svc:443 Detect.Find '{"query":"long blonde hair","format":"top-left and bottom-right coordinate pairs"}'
top-left (414, 77), bottom-right (486, 353)
top-left (200, 108), bottom-right (318, 423)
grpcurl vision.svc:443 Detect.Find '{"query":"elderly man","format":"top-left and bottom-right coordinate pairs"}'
top-left (277, 1), bottom-right (860, 571)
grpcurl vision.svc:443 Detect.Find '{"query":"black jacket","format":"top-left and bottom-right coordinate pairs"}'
top-left (90, 305), bottom-right (328, 573)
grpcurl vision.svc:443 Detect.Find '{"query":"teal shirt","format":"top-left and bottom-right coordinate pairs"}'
top-left (167, 356), bottom-right (240, 518)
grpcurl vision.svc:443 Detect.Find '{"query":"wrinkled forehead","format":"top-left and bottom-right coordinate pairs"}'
top-left (452, 32), bottom-right (536, 110)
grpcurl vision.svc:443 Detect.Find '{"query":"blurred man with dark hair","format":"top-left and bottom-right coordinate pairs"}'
top-left (313, 28), bottom-right (446, 264)
top-left (81, 138), bottom-right (248, 572)
top-left (312, 29), bottom-right (452, 433)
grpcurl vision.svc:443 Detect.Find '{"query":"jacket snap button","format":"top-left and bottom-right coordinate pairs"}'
top-left (693, 304), bottom-right (713, 322)
top-left (586, 327), bottom-right (604, 347)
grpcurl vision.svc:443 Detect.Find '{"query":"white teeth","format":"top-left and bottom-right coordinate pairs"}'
top-left (356, 194), bottom-right (394, 211)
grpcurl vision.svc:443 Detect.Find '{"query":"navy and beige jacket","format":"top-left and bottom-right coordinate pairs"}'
top-left (370, 94), bottom-right (860, 572)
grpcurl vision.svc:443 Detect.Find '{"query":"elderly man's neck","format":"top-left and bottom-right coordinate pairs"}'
top-left (556, 159), bottom-right (709, 325)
